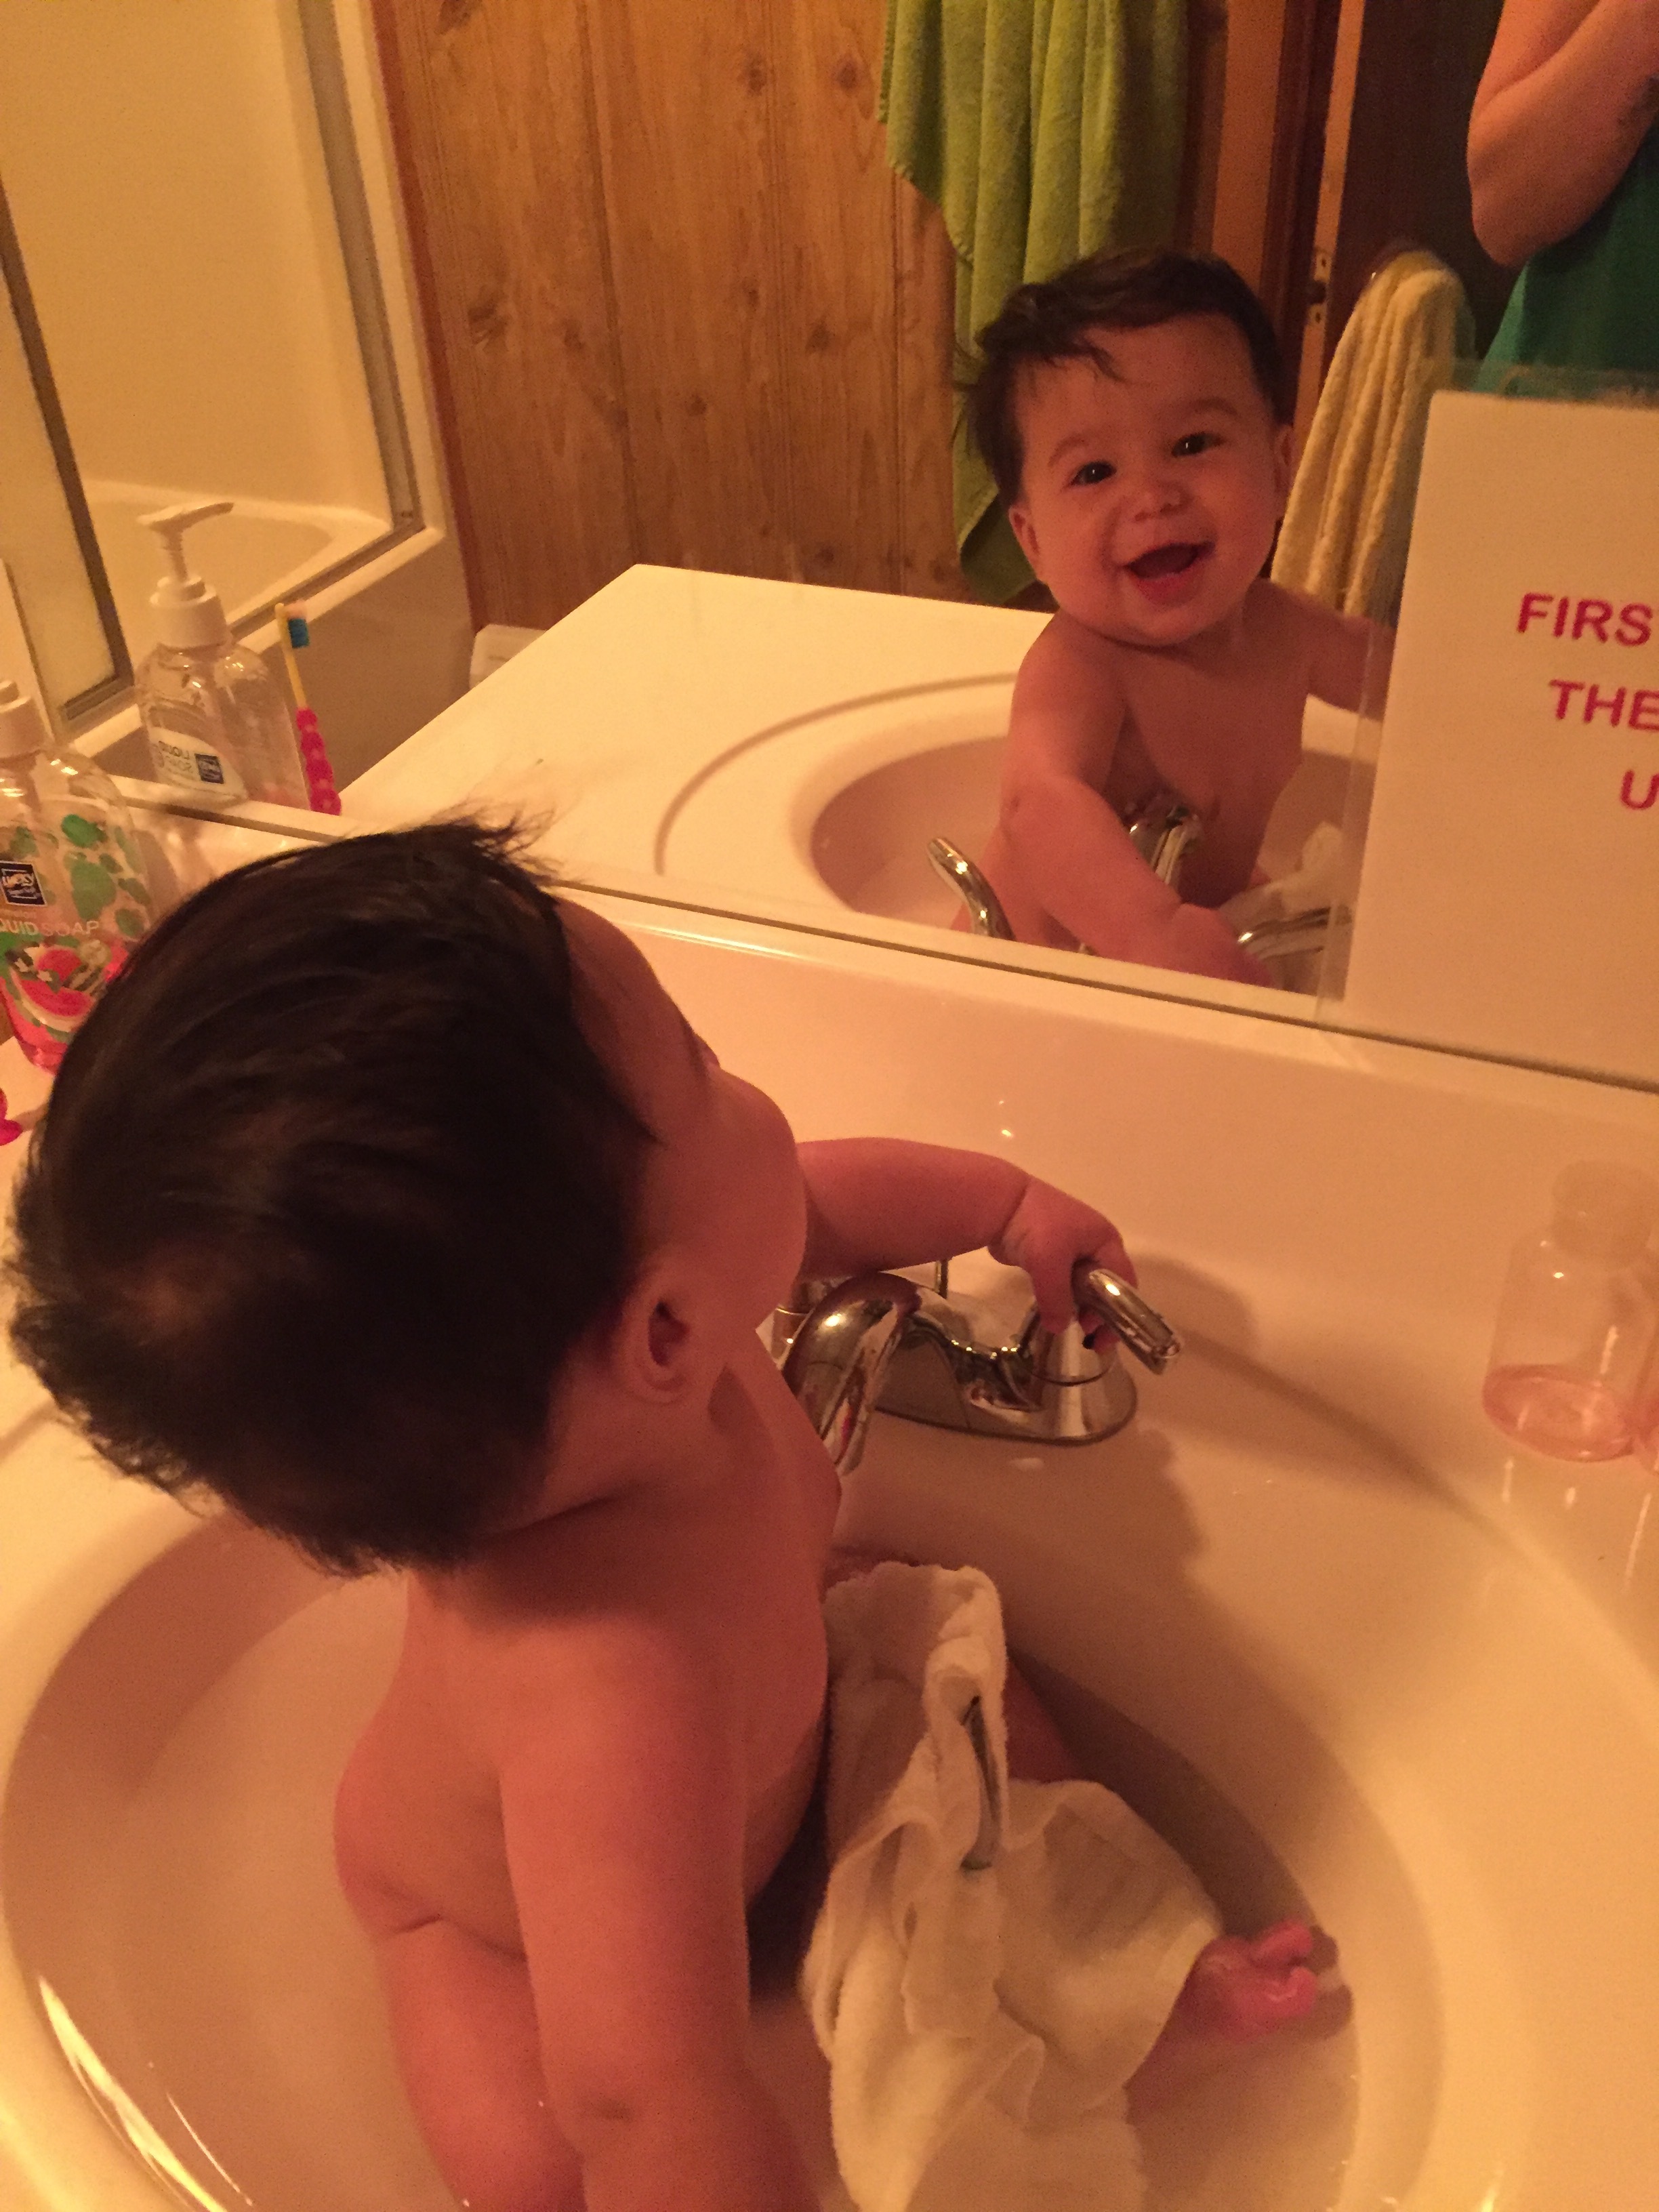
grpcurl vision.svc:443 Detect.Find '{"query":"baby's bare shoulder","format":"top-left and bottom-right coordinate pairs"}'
top-left (405, 1520), bottom-right (699, 1722)
top-left (1242, 577), bottom-right (1322, 649)
top-left (1257, 581), bottom-right (1385, 708)
top-left (1009, 615), bottom-right (1128, 765)
top-left (1018, 611), bottom-right (1128, 693)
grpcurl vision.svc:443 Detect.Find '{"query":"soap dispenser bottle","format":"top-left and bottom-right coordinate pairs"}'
top-left (134, 501), bottom-right (311, 808)
top-left (0, 678), bottom-right (156, 1070)
top-left (1481, 1162), bottom-right (1659, 1461)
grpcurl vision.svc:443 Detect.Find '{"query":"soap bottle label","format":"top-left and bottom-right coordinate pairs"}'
top-left (146, 715), bottom-right (248, 803)
top-left (0, 817), bottom-right (149, 1071)
top-left (0, 861), bottom-right (48, 908)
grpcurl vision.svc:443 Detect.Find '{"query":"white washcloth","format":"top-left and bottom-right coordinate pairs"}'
top-left (801, 1563), bottom-right (1219, 2212)
top-left (1217, 821), bottom-right (1346, 940)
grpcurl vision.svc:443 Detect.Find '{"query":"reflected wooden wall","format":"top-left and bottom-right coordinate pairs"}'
top-left (374, 0), bottom-right (966, 628)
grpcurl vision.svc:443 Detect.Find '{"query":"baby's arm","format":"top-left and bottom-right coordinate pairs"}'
top-left (1294, 591), bottom-right (1390, 712)
top-left (500, 1624), bottom-right (817, 2212)
top-left (1002, 630), bottom-right (1267, 985)
top-left (799, 1136), bottom-right (1132, 1332)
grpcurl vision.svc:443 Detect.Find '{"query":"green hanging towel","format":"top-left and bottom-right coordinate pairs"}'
top-left (1481, 124), bottom-right (1659, 382)
top-left (880, 0), bottom-right (1187, 601)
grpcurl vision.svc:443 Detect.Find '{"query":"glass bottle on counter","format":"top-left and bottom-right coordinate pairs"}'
top-left (1482, 1162), bottom-right (1659, 1462)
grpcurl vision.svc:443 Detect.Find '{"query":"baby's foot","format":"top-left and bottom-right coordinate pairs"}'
top-left (1126, 1921), bottom-right (1324, 2116)
top-left (1174, 1920), bottom-right (1321, 2041)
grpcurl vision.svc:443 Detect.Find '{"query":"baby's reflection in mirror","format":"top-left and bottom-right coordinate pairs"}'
top-left (956, 249), bottom-right (1392, 990)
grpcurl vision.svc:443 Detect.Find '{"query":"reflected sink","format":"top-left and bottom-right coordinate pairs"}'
top-left (656, 676), bottom-right (1355, 949)
top-left (811, 727), bottom-right (1351, 933)
top-left (3, 1300), bottom-right (1656, 2211)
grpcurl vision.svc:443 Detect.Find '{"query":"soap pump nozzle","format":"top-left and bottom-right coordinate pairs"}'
top-left (140, 499), bottom-right (233, 651)
top-left (0, 678), bottom-right (51, 762)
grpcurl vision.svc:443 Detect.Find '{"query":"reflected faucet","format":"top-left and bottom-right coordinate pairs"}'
top-left (1233, 905), bottom-right (1332, 960)
top-left (1124, 790), bottom-right (1202, 885)
top-left (926, 837), bottom-right (1013, 939)
top-left (926, 798), bottom-right (1331, 969)
top-left (778, 1259), bottom-right (1181, 1476)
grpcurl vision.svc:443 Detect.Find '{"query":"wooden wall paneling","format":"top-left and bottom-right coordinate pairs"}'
top-left (893, 180), bottom-right (969, 600)
top-left (587, 0), bottom-right (792, 580)
top-left (764, 0), bottom-right (901, 593)
top-left (373, 0), bottom-right (636, 629)
top-left (1207, 0), bottom-right (1290, 291)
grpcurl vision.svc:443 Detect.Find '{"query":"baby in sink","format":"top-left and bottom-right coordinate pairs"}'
top-left (966, 247), bottom-right (1387, 985)
top-left (8, 822), bottom-right (1323, 2212)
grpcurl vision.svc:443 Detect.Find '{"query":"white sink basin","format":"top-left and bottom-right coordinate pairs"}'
top-left (3, 1311), bottom-right (1654, 2211)
top-left (2, 890), bottom-right (1655, 2212)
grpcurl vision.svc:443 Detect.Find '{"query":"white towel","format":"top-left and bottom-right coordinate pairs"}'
top-left (801, 1563), bottom-right (1219, 2212)
top-left (1272, 249), bottom-right (1474, 624)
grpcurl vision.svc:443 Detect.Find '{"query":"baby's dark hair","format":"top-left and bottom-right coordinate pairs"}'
top-left (964, 247), bottom-right (1290, 507)
top-left (7, 820), bottom-right (652, 1574)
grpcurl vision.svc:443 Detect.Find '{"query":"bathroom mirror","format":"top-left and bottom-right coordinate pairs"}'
top-left (350, 362), bottom-right (1659, 1103)
top-left (354, 0), bottom-right (1659, 1093)
top-left (0, 0), bottom-right (420, 720)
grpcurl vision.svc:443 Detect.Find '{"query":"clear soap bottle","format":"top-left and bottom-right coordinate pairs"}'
top-left (133, 500), bottom-right (311, 808)
top-left (1481, 1162), bottom-right (1659, 1461)
top-left (0, 678), bottom-right (157, 1070)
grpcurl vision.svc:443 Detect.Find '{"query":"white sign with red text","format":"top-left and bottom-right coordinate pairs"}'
top-left (1343, 388), bottom-right (1659, 1084)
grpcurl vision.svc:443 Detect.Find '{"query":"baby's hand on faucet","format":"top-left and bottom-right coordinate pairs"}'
top-left (989, 1176), bottom-right (1136, 1336)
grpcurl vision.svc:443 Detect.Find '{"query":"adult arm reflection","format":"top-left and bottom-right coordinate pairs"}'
top-left (1469, 0), bottom-right (1659, 268)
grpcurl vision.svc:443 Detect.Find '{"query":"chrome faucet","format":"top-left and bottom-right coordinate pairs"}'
top-left (777, 1259), bottom-right (1181, 1476)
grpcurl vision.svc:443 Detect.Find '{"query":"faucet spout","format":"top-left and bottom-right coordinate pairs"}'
top-left (779, 1271), bottom-right (922, 1475)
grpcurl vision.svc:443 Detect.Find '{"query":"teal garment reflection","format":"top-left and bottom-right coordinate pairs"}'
top-left (1481, 124), bottom-right (1659, 381)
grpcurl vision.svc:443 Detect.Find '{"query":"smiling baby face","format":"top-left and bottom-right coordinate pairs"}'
top-left (1006, 314), bottom-right (1294, 652)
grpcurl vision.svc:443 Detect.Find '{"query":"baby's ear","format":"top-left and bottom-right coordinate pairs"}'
top-left (1008, 498), bottom-right (1042, 572)
top-left (605, 1252), bottom-right (720, 1407)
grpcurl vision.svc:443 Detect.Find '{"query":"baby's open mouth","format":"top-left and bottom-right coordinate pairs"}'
top-left (1126, 541), bottom-right (1209, 581)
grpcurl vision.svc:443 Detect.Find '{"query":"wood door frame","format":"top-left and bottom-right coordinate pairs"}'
top-left (1257, 0), bottom-right (1349, 404)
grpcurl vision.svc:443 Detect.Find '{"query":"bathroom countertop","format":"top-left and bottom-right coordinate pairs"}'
top-left (336, 564), bottom-right (1364, 1032)
top-left (342, 565), bottom-right (1045, 868)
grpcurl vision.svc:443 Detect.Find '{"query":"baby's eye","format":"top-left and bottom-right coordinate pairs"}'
top-left (1172, 431), bottom-right (1220, 458)
top-left (1069, 459), bottom-right (1114, 487)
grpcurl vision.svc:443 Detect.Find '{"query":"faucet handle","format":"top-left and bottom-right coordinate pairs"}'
top-left (1073, 1263), bottom-right (1182, 1374)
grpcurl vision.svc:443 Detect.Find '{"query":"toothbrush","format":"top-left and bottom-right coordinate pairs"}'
top-left (274, 602), bottom-right (341, 815)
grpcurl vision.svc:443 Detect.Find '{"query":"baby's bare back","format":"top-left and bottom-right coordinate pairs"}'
top-left (335, 1334), bottom-right (841, 1953)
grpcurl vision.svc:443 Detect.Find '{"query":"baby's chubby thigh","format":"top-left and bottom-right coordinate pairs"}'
top-left (374, 1914), bottom-right (586, 2212)
top-left (822, 1546), bottom-right (1080, 1785)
